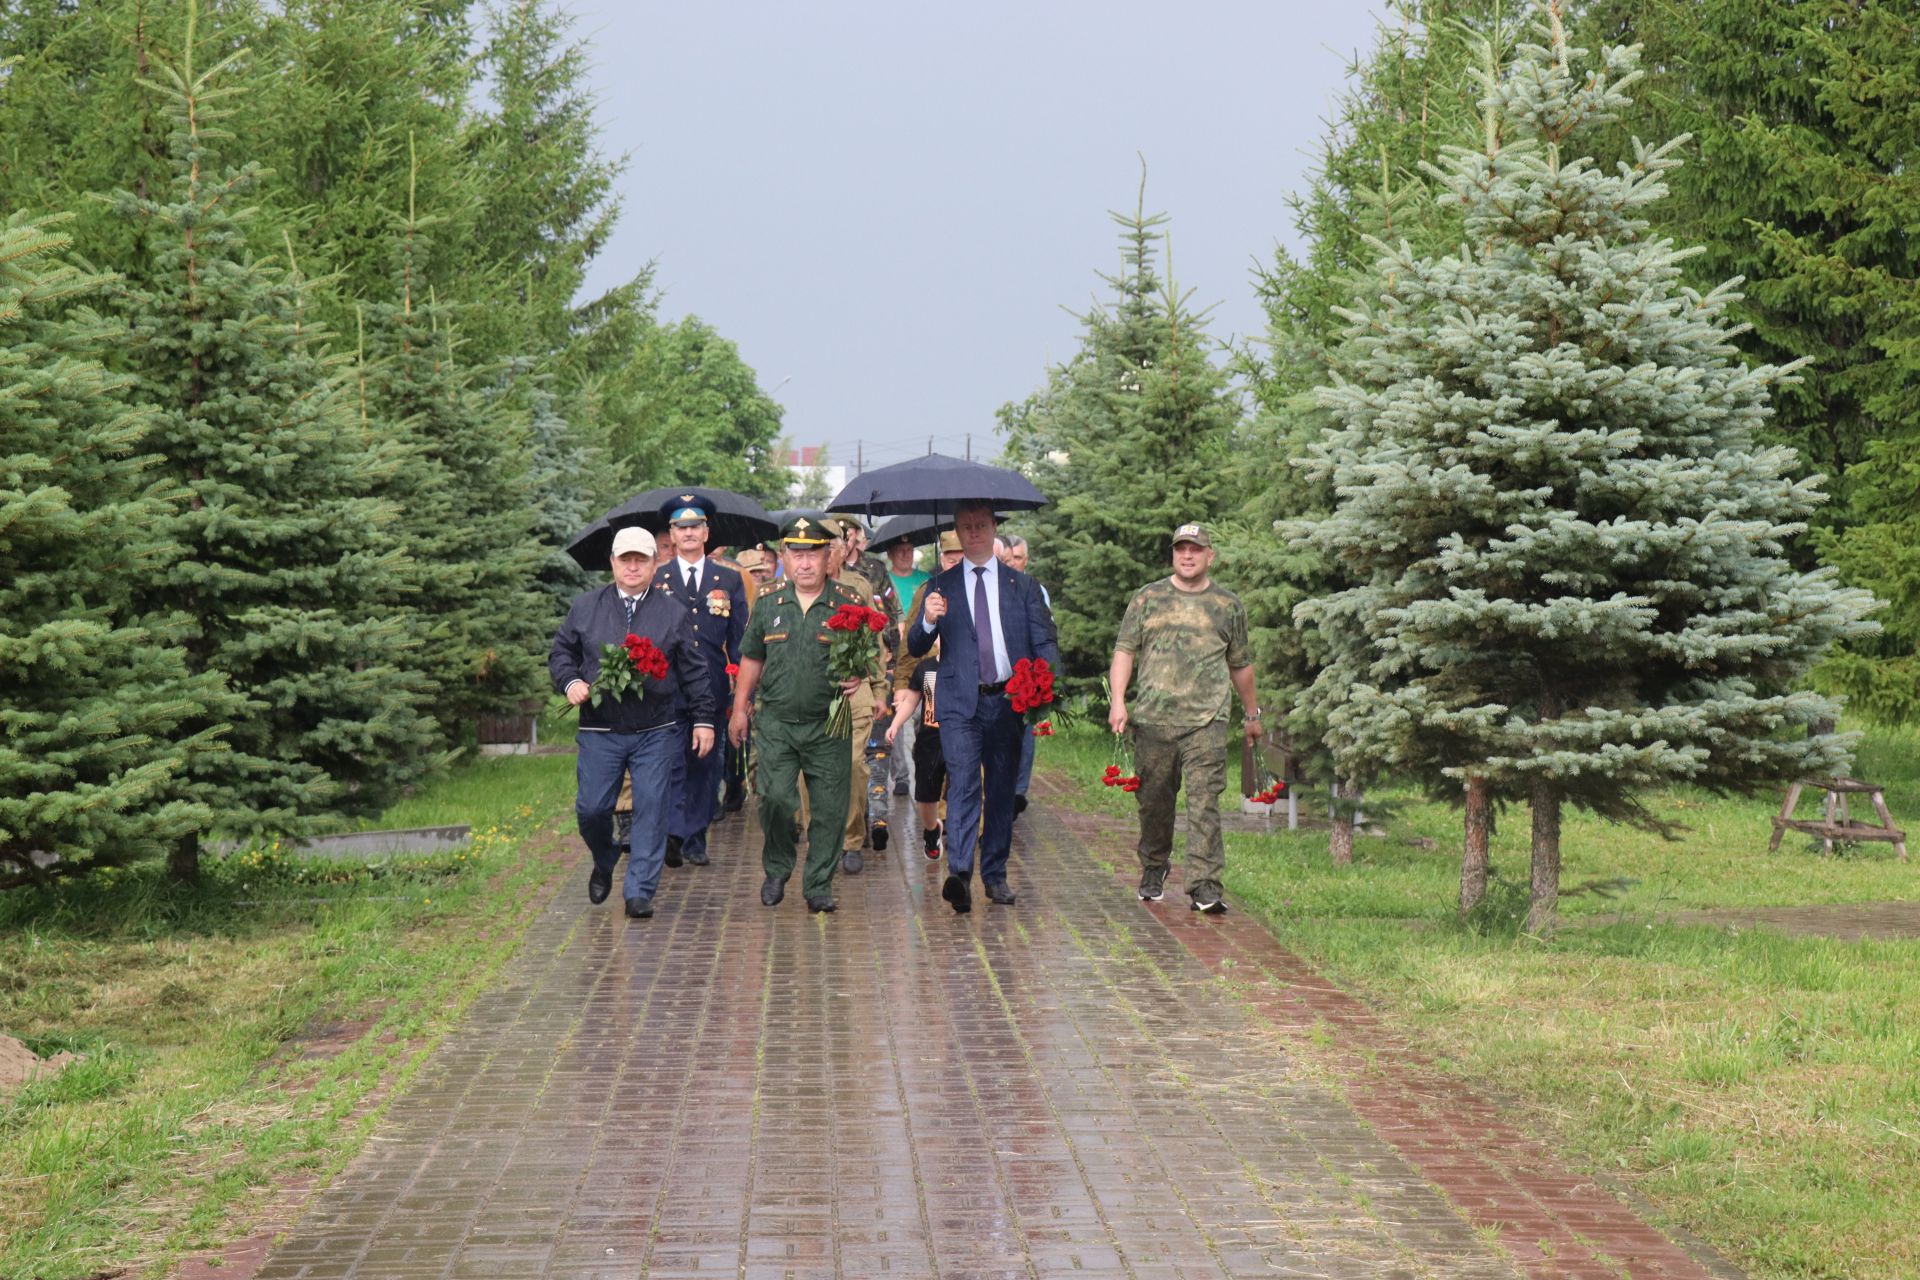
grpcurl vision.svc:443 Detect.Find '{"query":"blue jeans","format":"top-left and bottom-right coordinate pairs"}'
top-left (577, 726), bottom-right (677, 902)
top-left (938, 692), bottom-right (1022, 882)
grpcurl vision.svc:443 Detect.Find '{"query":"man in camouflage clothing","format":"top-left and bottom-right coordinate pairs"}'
top-left (825, 517), bottom-right (899, 870)
top-left (1107, 523), bottom-right (1262, 913)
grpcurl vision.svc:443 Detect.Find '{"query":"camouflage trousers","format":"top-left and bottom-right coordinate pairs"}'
top-left (1133, 720), bottom-right (1228, 901)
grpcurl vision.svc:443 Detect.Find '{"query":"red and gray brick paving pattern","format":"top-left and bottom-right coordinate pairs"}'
top-left (245, 786), bottom-right (1739, 1280)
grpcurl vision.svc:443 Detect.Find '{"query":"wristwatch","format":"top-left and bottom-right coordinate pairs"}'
top-left (1244, 706), bottom-right (1263, 720)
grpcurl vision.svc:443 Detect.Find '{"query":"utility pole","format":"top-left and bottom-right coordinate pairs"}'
top-left (927, 435), bottom-right (933, 456)
top-left (855, 440), bottom-right (863, 475)
top-left (965, 433), bottom-right (972, 461)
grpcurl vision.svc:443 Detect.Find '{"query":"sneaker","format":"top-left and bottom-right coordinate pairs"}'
top-left (922, 827), bottom-right (942, 860)
top-left (871, 821), bottom-right (890, 852)
top-left (841, 849), bottom-right (864, 875)
top-left (1137, 867), bottom-right (1167, 902)
top-left (1190, 896), bottom-right (1227, 915)
top-left (893, 781), bottom-right (910, 797)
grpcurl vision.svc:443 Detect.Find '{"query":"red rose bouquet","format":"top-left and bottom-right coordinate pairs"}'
top-left (823, 603), bottom-right (888, 737)
top-left (1006, 657), bottom-right (1056, 726)
top-left (567, 633), bottom-right (670, 712)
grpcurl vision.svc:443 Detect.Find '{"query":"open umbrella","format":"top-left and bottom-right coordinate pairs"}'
top-left (826, 453), bottom-right (1047, 517)
top-left (868, 511), bottom-right (952, 551)
top-left (603, 485), bottom-right (779, 547)
top-left (562, 486), bottom-right (780, 570)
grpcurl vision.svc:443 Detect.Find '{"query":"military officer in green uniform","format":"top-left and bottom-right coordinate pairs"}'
top-left (729, 515), bottom-right (872, 913)
top-left (1107, 522), bottom-right (1262, 914)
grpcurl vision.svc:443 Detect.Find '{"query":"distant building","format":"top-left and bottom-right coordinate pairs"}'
top-left (782, 445), bottom-right (846, 504)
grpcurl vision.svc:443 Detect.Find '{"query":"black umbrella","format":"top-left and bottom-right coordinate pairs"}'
top-left (563, 517), bottom-right (621, 571)
top-left (603, 485), bottom-right (780, 547)
top-left (826, 453), bottom-right (1047, 517)
top-left (868, 511), bottom-right (952, 551)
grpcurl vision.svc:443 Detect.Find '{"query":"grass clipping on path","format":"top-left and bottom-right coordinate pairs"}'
top-left (0, 752), bottom-right (577, 1280)
top-left (1041, 719), bottom-right (1920, 1280)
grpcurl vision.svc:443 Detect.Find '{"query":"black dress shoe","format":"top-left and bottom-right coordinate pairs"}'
top-left (893, 781), bottom-right (909, 797)
top-left (588, 866), bottom-right (612, 905)
top-left (1014, 793), bottom-right (1029, 817)
top-left (806, 896), bottom-right (837, 913)
top-left (984, 879), bottom-right (1017, 905)
top-left (941, 873), bottom-right (972, 914)
top-left (624, 896), bottom-right (654, 919)
top-left (871, 822), bottom-right (889, 852)
top-left (761, 875), bottom-right (786, 907)
top-left (842, 849), bottom-right (864, 875)
top-left (663, 835), bottom-right (684, 868)
top-left (684, 846), bottom-right (710, 866)
top-left (723, 782), bottom-right (746, 813)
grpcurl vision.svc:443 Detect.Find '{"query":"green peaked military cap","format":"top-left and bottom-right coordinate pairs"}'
top-left (780, 514), bottom-right (835, 547)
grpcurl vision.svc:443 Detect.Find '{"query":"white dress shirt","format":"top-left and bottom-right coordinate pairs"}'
top-left (678, 554), bottom-right (707, 594)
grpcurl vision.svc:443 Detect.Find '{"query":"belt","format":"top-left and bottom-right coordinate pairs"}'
top-left (979, 680), bottom-right (1008, 696)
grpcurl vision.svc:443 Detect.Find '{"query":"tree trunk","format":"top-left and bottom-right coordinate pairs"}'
top-left (1525, 779), bottom-right (1562, 936)
top-left (1460, 775), bottom-right (1491, 916)
top-left (168, 830), bottom-right (201, 885)
top-left (1329, 779), bottom-right (1355, 866)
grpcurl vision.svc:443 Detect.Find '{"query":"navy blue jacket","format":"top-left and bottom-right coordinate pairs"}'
top-left (549, 584), bottom-right (714, 733)
top-left (650, 557), bottom-right (748, 717)
top-left (906, 559), bottom-right (1060, 722)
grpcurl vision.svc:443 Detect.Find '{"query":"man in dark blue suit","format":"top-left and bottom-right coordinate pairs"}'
top-left (653, 496), bottom-right (750, 867)
top-left (906, 500), bottom-right (1060, 913)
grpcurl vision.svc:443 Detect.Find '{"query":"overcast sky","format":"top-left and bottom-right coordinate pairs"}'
top-left (560, 2), bottom-right (1391, 471)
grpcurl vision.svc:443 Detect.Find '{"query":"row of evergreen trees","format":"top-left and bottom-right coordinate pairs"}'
top-left (1, 1), bottom-right (791, 886)
top-left (1002, 0), bottom-right (1896, 930)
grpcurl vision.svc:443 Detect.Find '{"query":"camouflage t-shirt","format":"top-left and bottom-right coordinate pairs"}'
top-left (1114, 578), bottom-right (1251, 728)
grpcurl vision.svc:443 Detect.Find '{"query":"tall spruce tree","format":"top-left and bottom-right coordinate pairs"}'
top-left (1228, 2), bottom-right (1516, 829)
top-left (1293, 2), bottom-right (1876, 932)
top-left (518, 369), bottom-right (597, 625)
top-left (1581, 4), bottom-right (1920, 720)
top-left (999, 187), bottom-right (1241, 697)
top-left (0, 211), bottom-right (233, 887)
top-left (358, 166), bottom-right (546, 739)
top-left (112, 12), bottom-right (440, 876)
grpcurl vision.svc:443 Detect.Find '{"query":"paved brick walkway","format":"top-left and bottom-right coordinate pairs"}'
top-left (241, 786), bottom-right (1736, 1280)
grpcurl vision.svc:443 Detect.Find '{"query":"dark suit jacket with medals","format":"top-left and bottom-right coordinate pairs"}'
top-left (651, 556), bottom-right (749, 719)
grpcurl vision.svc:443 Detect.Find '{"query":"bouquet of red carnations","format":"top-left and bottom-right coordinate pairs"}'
top-left (824, 603), bottom-right (888, 737)
top-left (568, 633), bottom-right (670, 712)
top-left (1006, 657), bottom-right (1056, 726)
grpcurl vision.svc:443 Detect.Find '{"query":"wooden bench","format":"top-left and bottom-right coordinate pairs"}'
top-left (1770, 778), bottom-right (1907, 859)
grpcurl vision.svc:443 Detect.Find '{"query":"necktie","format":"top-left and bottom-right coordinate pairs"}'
top-left (687, 564), bottom-right (699, 595)
top-left (974, 567), bottom-right (996, 684)
top-left (623, 595), bottom-right (637, 629)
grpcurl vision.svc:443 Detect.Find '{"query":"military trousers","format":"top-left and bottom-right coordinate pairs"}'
top-left (756, 715), bottom-right (850, 901)
top-left (1133, 719), bottom-right (1228, 902)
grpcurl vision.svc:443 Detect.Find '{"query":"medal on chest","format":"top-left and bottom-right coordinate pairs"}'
top-left (706, 588), bottom-right (731, 617)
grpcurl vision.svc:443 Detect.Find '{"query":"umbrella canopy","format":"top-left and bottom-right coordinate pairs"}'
top-left (868, 511), bottom-right (952, 551)
top-left (563, 486), bottom-right (780, 570)
top-left (602, 485), bottom-right (780, 548)
top-left (826, 453), bottom-right (1047, 517)
top-left (563, 517), bottom-right (619, 571)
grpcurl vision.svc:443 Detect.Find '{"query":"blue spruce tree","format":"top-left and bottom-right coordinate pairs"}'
top-left (1294, 2), bottom-right (1877, 932)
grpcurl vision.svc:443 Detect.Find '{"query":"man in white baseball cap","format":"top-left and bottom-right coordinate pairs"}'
top-left (549, 524), bottom-right (716, 919)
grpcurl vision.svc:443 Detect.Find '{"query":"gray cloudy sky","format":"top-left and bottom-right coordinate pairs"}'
top-left (561, 2), bottom-right (1390, 471)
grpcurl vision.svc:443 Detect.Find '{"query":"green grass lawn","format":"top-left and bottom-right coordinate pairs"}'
top-left (0, 752), bottom-right (578, 1280)
top-left (1038, 720), bottom-right (1920, 1280)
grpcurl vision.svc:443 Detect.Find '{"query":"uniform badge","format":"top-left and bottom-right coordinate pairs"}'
top-left (706, 588), bottom-right (731, 617)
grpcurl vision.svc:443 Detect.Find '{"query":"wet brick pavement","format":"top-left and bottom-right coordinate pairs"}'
top-left (244, 784), bottom-right (1737, 1280)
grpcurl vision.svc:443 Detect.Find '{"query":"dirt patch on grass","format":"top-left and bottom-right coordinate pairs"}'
top-left (0, 1030), bottom-right (79, 1093)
